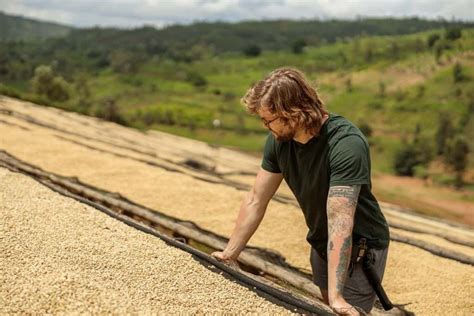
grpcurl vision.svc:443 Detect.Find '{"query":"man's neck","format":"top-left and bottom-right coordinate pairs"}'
top-left (293, 114), bottom-right (329, 144)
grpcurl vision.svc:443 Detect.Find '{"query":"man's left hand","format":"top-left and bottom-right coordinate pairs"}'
top-left (330, 296), bottom-right (360, 315)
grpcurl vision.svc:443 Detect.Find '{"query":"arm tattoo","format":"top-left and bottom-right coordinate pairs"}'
top-left (327, 186), bottom-right (360, 207)
top-left (327, 185), bottom-right (361, 296)
top-left (335, 236), bottom-right (352, 293)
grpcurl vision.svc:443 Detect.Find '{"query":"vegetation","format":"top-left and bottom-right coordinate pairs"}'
top-left (445, 136), bottom-right (470, 188)
top-left (0, 12), bottom-right (473, 189)
top-left (394, 125), bottom-right (433, 177)
top-left (31, 65), bottom-right (70, 102)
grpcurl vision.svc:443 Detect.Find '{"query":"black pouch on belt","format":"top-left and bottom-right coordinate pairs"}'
top-left (348, 238), bottom-right (393, 311)
top-left (318, 238), bottom-right (393, 311)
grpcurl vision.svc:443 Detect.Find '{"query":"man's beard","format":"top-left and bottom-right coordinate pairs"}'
top-left (275, 129), bottom-right (296, 142)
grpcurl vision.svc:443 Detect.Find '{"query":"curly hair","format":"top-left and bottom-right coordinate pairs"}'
top-left (241, 67), bottom-right (328, 135)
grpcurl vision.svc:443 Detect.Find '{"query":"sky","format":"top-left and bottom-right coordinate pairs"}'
top-left (1, 0), bottom-right (473, 29)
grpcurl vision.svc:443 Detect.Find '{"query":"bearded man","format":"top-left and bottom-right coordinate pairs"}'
top-left (212, 67), bottom-right (390, 316)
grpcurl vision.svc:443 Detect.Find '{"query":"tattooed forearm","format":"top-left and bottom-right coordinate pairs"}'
top-left (335, 236), bottom-right (352, 293)
top-left (326, 185), bottom-right (361, 302)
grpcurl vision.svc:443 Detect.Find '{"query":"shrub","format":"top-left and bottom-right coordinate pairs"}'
top-left (435, 114), bottom-right (455, 155)
top-left (48, 77), bottom-right (70, 102)
top-left (94, 98), bottom-right (126, 125)
top-left (453, 62), bottom-right (465, 83)
top-left (345, 78), bottom-right (353, 93)
top-left (0, 83), bottom-right (21, 98)
top-left (427, 33), bottom-right (440, 48)
top-left (445, 28), bottom-right (462, 41)
top-left (292, 39), bottom-right (306, 54)
top-left (394, 140), bottom-right (432, 176)
top-left (186, 71), bottom-right (207, 87)
top-left (243, 44), bottom-right (261, 57)
top-left (394, 144), bottom-right (419, 176)
top-left (31, 65), bottom-right (70, 102)
top-left (444, 135), bottom-right (469, 188)
top-left (358, 121), bottom-right (373, 137)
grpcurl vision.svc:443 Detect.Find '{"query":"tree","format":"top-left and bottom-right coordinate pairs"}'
top-left (434, 42), bottom-right (443, 63)
top-left (453, 62), bottom-right (465, 83)
top-left (444, 136), bottom-right (469, 188)
top-left (292, 39), bottom-right (307, 54)
top-left (31, 65), bottom-right (70, 102)
top-left (427, 33), bottom-right (440, 48)
top-left (435, 114), bottom-right (455, 155)
top-left (186, 71), bottom-right (207, 87)
top-left (345, 77), bottom-right (353, 93)
top-left (75, 74), bottom-right (91, 113)
top-left (445, 28), bottom-right (462, 41)
top-left (31, 65), bottom-right (54, 96)
top-left (394, 141), bottom-right (432, 176)
top-left (394, 144), bottom-right (419, 176)
top-left (458, 95), bottom-right (474, 131)
top-left (243, 44), bottom-right (261, 57)
top-left (94, 98), bottom-right (126, 125)
top-left (413, 133), bottom-right (433, 167)
top-left (48, 77), bottom-right (70, 102)
top-left (394, 124), bottom-right (433, 177)
top-left (358, 121), bottom-right (372, 137)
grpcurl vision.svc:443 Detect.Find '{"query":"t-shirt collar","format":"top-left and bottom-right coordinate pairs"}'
top-left (293, 113), bottom-right (331, 147)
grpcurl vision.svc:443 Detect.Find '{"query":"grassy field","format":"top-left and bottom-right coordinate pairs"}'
top-left (84, 28), bottom-right (473, 174)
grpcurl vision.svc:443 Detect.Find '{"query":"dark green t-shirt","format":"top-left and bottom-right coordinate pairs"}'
top-left (261, 112), bottom-right (390, 257)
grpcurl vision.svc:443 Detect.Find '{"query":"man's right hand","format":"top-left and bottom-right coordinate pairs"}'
top-left (211, 251), bottom-right (240, 270)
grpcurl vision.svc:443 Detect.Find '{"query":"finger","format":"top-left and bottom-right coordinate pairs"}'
top-left (211, 251), bottom-right (223, 259)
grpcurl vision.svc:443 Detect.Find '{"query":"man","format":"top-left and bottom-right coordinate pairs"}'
top-left (211, 67), bottom-right (390, 315)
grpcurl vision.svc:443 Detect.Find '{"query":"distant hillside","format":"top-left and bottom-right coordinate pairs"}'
top-left (1, 14), bottom-right (473, 80)
top-left (148, 17), bottom-right (474, 53)
top-left (1, 10), bottom-right (473, 50)
top-left (37, 17), bottom-right (474, 60)
top-left (0, 11), bottom-right (72, 42)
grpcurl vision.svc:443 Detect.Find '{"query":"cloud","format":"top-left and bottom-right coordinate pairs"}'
top-left (0, 0), bottom-right (472, 28)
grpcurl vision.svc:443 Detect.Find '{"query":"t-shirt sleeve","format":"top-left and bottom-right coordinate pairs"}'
top-left (261, 133), bottom-right (281, 173)
top-left (329, 134), bottom-right (370, 186)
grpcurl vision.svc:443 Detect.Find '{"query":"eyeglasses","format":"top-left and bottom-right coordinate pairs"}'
top-left (261, 116), bottom-right (279, 128)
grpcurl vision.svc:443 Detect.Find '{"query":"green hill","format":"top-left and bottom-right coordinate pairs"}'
top-left (0, 11), bottom-right (72, 42)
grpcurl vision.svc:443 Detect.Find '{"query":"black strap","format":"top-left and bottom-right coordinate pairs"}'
top-left (319, 239), bottom-right (393, 311)
top-left (362, 249), bottom-right (393, 311)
